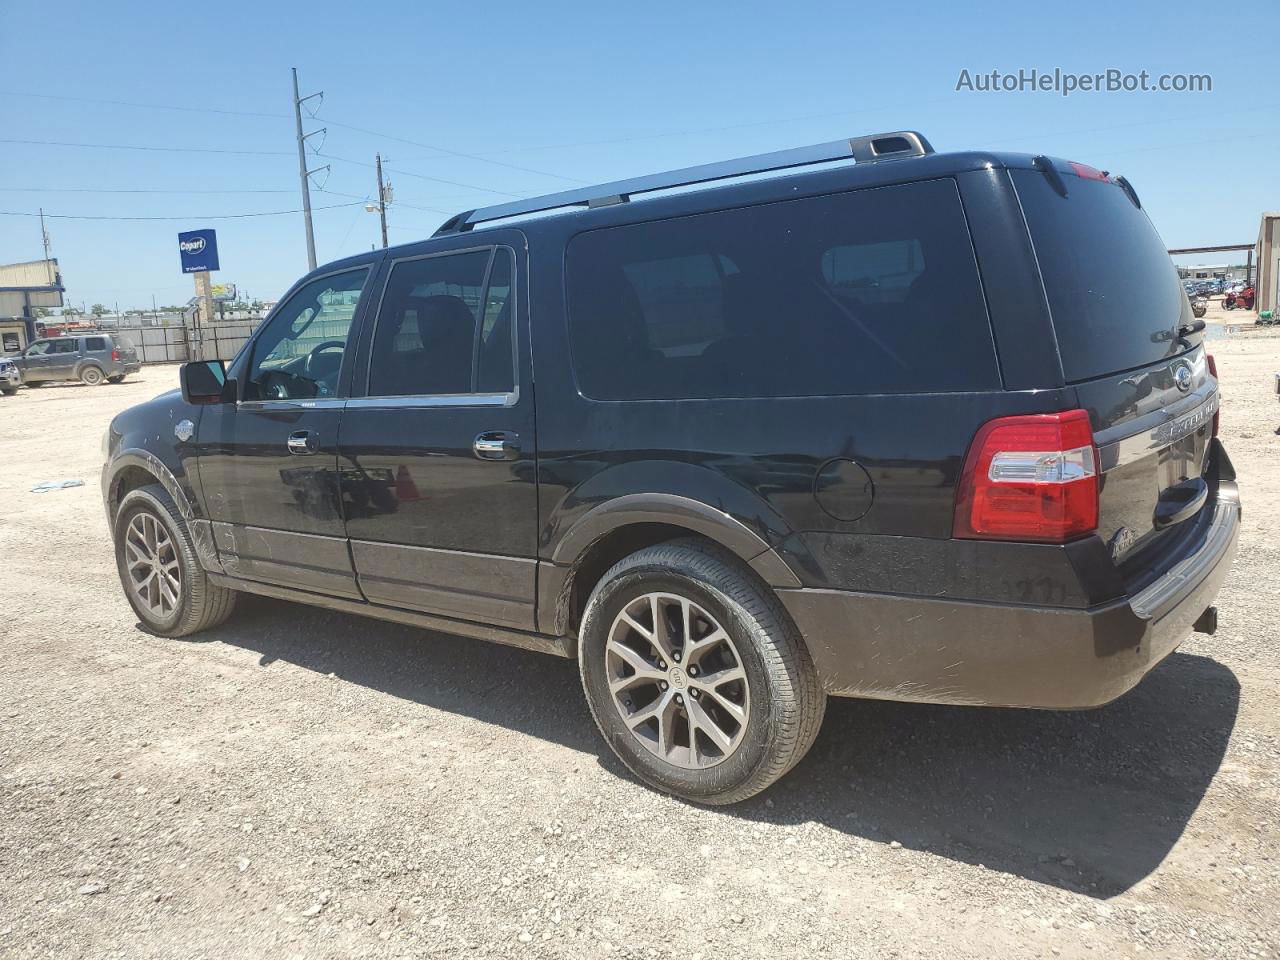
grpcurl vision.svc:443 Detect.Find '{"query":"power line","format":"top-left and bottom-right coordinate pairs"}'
top-left (0, 89), bottom-right (287, 119)
top-left (0, 201), bottom-right (363, 221)
top-left (316, 186), bottom-right (451, 215)
top-left (318, 117), bottom-right (584, 184)
top-left (0, 137), bottom-right (292, 157)
top-left (0, 186), bottom-right (294, 194)
top-left (320, 152), bottom-right (521, 197)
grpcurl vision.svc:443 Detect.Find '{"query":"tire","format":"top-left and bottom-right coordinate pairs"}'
top-left (80, 365), bottom-right (105, 386)
top-left (1, 387), bottom-right (16, 396)
top-left (578, 538), bottom-right (824, 805)
top-left (113, 483), bottom-right (237, 637)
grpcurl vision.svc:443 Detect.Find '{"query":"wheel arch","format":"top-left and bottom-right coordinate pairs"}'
top-left (104, 449), bottom-right (196, 526)
top-left (547, 493), bottom-right (801, 639)
top-left (105, 449), bottom-right (223, 575)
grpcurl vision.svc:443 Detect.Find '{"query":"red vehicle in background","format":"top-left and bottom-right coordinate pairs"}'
top-left (1224, 285), bottom-right (1255, 310)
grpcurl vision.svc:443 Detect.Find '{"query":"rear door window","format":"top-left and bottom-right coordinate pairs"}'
top-left (565, 179), bottom-right (997, 400)
top-left (1012, 168), bottom-right (1194, 382)
top-left (367, 247), bottom-right (516, 397)
top-left (85, 336), bottom-right (107, 351)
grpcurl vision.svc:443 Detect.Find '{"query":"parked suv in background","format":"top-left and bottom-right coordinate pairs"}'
top-left (18, 332), bottom-right (140, 387)
top-left (0, 355), bottom-right (20, 395)
top-left (101, 132), bottom-right (1240, 804)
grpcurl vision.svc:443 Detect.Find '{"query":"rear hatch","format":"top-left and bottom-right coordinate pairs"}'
top-left (1013, 161), bottom-right (1217, 573)
top-left (113, 335), bottom-right (140, 363)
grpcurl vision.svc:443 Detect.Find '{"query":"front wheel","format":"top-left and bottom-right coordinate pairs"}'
top-left (1, 386), bottom-right (16, 396)
top-left (578, 538), bottom-right (824, 805)
top-left (113, 484), bottom-right (237, 637)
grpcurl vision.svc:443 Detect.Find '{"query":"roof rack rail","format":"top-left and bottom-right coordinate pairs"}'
top-left (433, 130), bottom-right (933, 236)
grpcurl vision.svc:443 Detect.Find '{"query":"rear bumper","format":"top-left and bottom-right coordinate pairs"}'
top-left (779, 483), bottom-right (1240, 709)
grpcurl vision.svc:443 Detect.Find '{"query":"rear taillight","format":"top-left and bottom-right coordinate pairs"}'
top-left (1206, 353), bottom-right (1220, 436)
top-left (954, 410), bottom-right (1099, 543)
top-left (111, 349), bottom-right (121, 361)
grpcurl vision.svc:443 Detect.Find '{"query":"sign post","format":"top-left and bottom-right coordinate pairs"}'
top-left (178, 229), bottom-right (220, 361)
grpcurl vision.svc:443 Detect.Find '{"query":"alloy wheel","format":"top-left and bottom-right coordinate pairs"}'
top-left (606, 592), bottom-right (750, 769)
top-left (123, 512), bottom-right (182, 619)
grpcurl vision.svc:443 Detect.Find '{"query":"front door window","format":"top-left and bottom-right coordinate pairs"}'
top-left (243, 268), bottom-right (369, 401)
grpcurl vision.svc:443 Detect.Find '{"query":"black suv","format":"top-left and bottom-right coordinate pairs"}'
top-left (102, 132), bottom-right (1239, 804)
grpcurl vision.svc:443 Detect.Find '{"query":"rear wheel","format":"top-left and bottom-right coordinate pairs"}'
top-left (113, 484), bottom-right (237, 637)
top-left (107, 375), bottom-right (125, 384)
top-left (80, 365), bottom-right (105, 386)
top-left (578, 538), bottom-right (824, 805)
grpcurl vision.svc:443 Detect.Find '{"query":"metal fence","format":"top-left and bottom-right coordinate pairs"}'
top-left (111, 320), bottom-right (260, 365)
top-left (114, 325), bottom-right (189, 364)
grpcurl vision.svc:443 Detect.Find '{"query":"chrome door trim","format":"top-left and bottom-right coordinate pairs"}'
top-left (345, 389), bottom-right (518, 411)
top-left (235, 397), bottom-right (348, 411)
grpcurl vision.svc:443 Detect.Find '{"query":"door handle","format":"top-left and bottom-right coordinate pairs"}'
top-left (287, 430), bottom-right (318, 456)
top-left (473, 431), bottom-right (520, 461)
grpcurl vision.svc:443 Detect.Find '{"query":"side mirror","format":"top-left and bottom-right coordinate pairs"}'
top-left (180, 360), bottom-right (231, 404)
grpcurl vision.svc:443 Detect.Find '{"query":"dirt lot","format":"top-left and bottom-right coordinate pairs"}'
top-left (1, 329), bottom-right (1278, 960)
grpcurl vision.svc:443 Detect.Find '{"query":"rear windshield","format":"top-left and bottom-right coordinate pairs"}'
top-left (113, 335), bottom-right (136, 350)
top-left (565, 178), bottom-right (998, 400)
top-left (1013, 169), bottom-right (1195, 382)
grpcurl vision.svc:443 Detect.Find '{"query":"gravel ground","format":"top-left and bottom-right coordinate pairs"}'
top-left (1, 329), bottom-right (1277, 960)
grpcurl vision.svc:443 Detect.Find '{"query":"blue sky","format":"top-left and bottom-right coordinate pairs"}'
top-left (2, 0), bottom-right (1276, 310)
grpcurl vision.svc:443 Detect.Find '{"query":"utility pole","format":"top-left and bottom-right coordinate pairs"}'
top-left (39, 208), bottom-right (51, 260)
top-left (375, 153), bottom-right (389, 248)
top-left (291, 68), bottom-right (327, 271)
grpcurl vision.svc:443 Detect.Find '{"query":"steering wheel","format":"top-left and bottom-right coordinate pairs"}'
top-left (304, 340), bottom-right (345, 375)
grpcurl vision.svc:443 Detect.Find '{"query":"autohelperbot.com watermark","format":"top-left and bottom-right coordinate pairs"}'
top-left (955, 68), bottom-right (1212, 97)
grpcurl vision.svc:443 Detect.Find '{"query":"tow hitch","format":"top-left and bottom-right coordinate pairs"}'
top-left (1192, 606), bottom-right (1218, 636)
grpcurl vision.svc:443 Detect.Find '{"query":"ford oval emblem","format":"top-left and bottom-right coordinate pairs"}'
top-left (1173, 363), bottom-right (1193, 393)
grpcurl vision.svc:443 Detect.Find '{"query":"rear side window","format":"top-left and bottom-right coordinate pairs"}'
top-left (1012, 169), bottom-right (1193, 382)
top-left (85, 336), bottom-right (107, 351)
top-left (565, 179), bottom-right (997, 400)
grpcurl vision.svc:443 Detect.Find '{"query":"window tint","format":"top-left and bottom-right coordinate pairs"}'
top-left (85, 336), bottom-right (107, 351)
top-left (244, 268), bottom-right (368, 401)
top-left (52, 339), bottom-right (79, 354)
top-left (565, 179), bottom-right (996, 400)
top-left (1012, 169), bottom-right (1193, 381)
top-left (26, 340), bottom-right (51, 356)
top-left (368, 247), bottom-right (516, 397)
top-left (821, 240), bottom-right (924, 304)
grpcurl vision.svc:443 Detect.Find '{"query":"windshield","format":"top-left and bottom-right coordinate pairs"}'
top-left (1013, 168), bottom-right (1196, 382)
